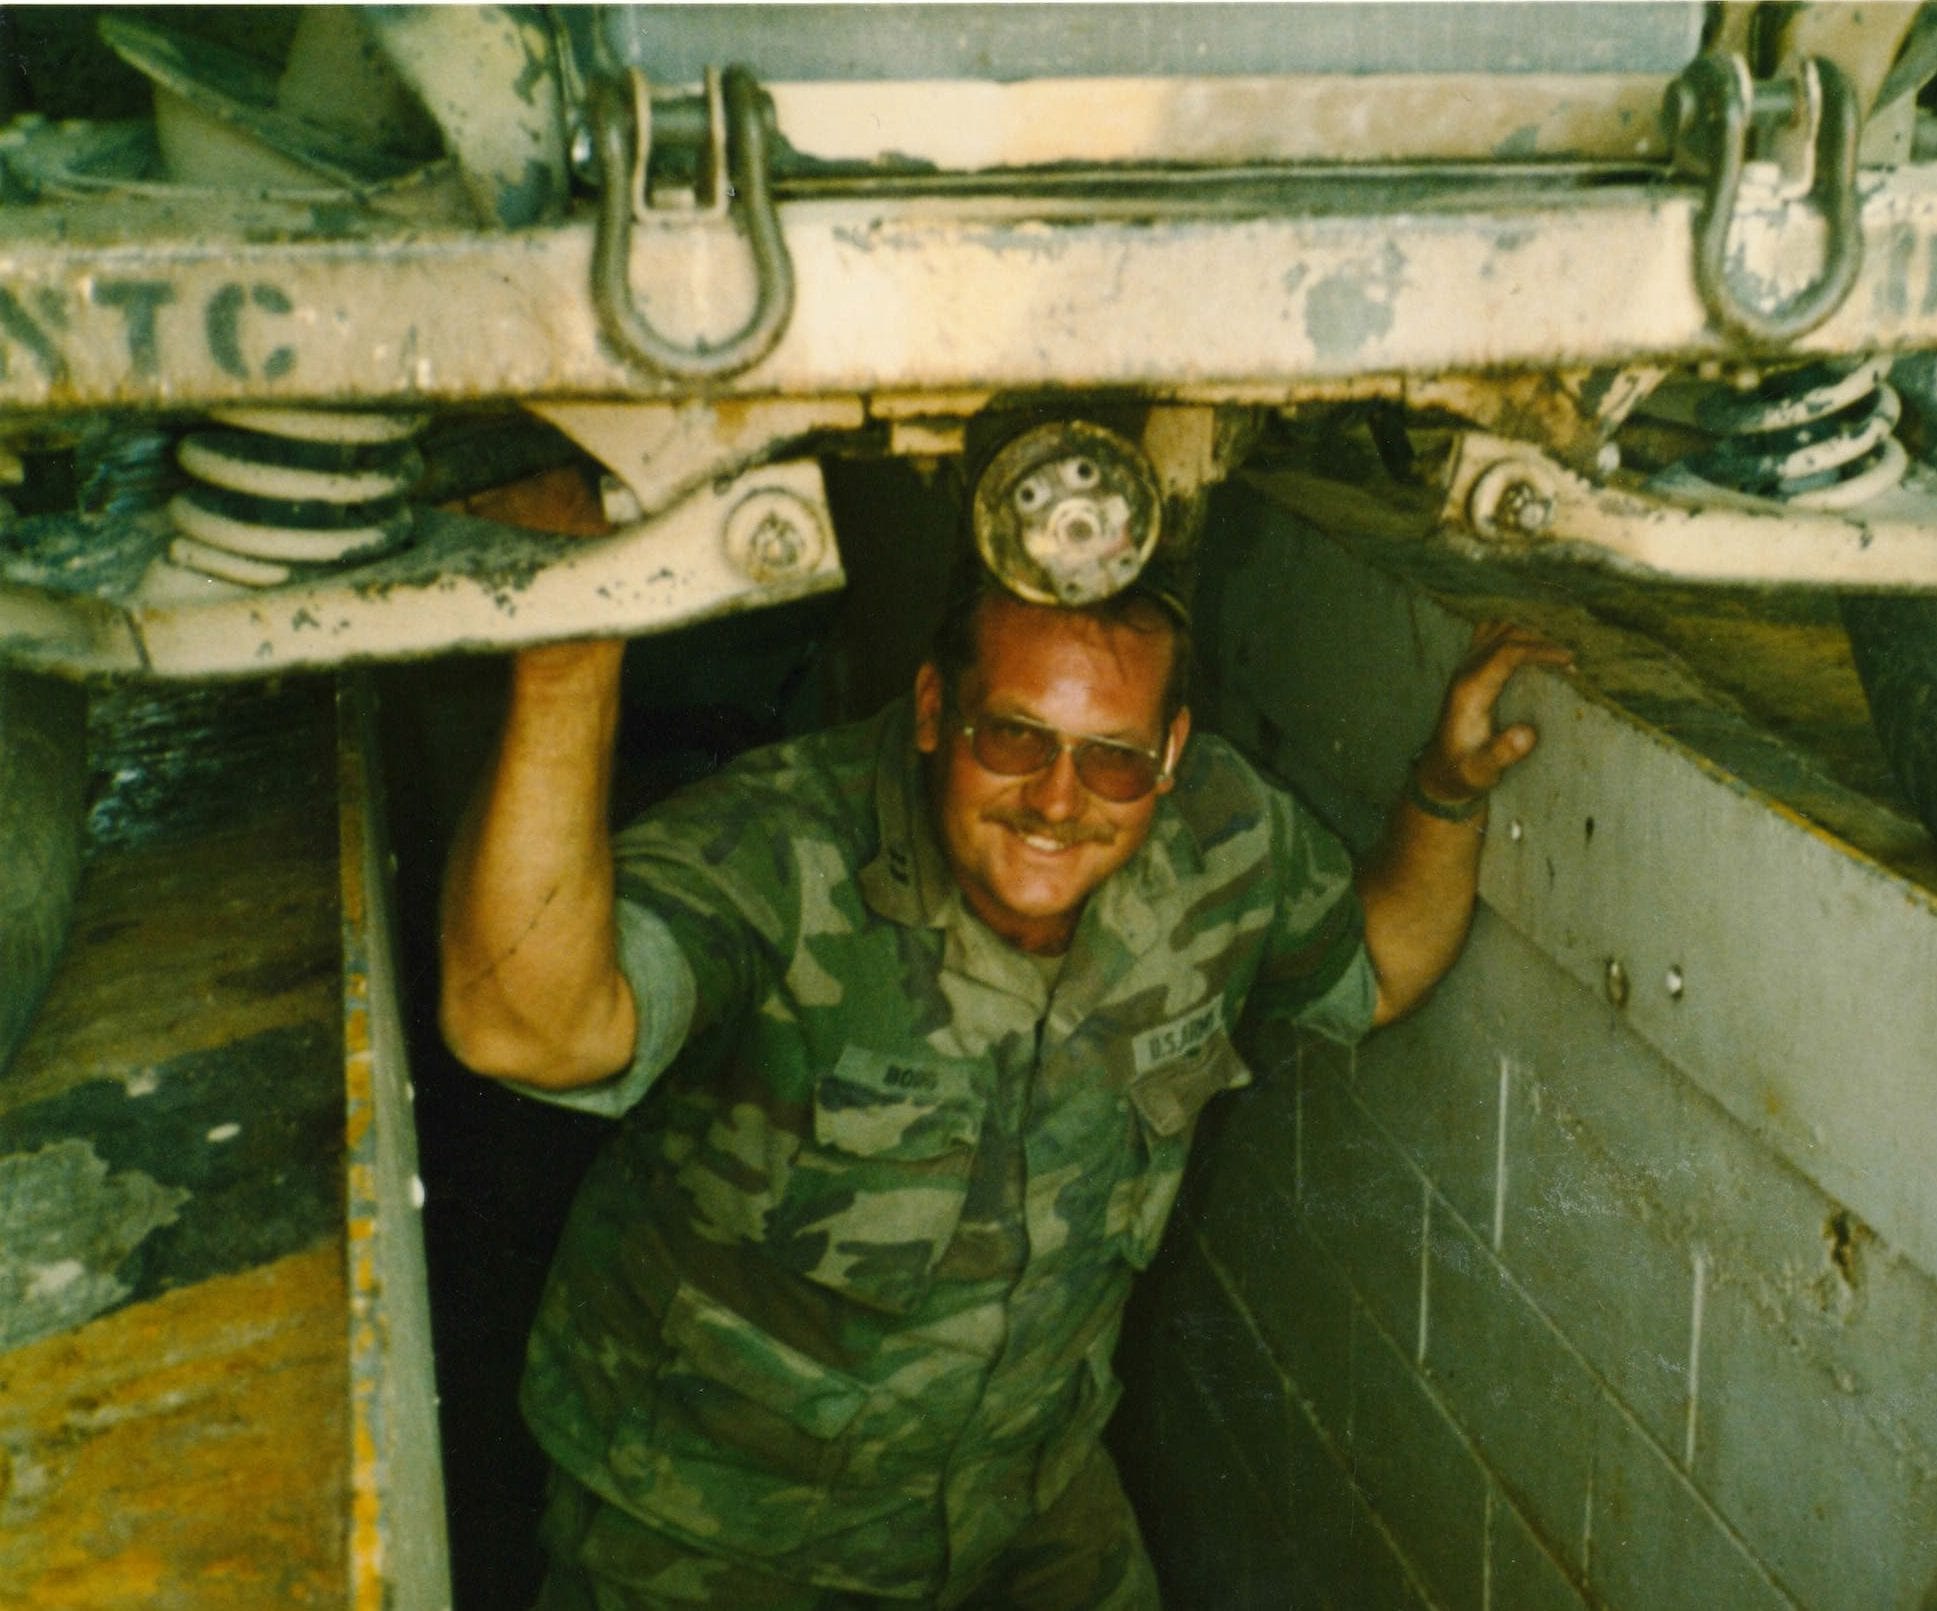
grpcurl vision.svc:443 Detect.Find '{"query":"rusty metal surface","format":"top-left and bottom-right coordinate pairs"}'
top-left (0, 1245), bottom-right (350, 1609)
top-left (5, 169), bottom-right (1937, 412)
top-left (7, 682), bottom-right (341, 1110)
top-left (0, 676), bottom-right (429, 1606)
top-left (339, 673), bottom-right (448, 1611)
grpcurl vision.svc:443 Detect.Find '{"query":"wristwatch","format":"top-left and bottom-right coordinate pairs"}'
top-left (1404, 762), bottom-right (1487, 823)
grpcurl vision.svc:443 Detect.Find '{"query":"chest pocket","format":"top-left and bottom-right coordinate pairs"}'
top-left (1119, 1029), bottom-right (1253, 1267)
top-left (774, 1044), bottom-right (986, 1313)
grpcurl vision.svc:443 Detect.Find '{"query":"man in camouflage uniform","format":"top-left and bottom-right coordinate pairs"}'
top-left (442, 499), bottom-right (1565, 1607)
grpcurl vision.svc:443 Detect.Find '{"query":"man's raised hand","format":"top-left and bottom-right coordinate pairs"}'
top-left (1412, 620), bottom-right (1574, 808)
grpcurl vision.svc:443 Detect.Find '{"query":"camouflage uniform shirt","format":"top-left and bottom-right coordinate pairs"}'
top-left (520, 698), bottom-right (1376, 1600)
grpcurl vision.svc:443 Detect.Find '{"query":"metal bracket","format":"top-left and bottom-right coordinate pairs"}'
top-left (1442, 430), bottom-right (1937, 589)
top-left (1665, 52), bottom-right (1862, 348)
top-left (589, 65), bottom-right (794, 384)
top-left (0, 459), bottom-right (842, 677)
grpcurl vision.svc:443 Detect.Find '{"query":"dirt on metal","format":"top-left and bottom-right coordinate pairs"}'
top-left (0, 676), bottom-right (351, 1603)
top-left (0, 1245), bottom-right (349, 1610)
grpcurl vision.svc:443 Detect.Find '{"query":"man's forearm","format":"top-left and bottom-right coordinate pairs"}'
top-left (1356, 787), bottom-right (1486, 1027)
top-left (1356, 620), bottom-right (1570, 1027)
top-left (439, 640), bottom-right (638, 1086)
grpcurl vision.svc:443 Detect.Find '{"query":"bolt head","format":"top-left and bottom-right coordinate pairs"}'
top-left (722, 487), bottom-right (829, 583)
top-left (1468, 459), bottom-right (1558, 543)
top-left (1499, 481), bottom-right (1554, 535)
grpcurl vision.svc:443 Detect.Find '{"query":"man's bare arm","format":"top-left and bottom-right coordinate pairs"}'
top-left (440, 640), bottom-right (637, 1086)
top-left (1357, 621), bottom-right (1572, 1027)
top-left (438, 465), bottom-right (637, 1087)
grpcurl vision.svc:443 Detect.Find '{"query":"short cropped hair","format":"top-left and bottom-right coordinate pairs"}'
top-left (928, 571), bottom-right (1192, 723)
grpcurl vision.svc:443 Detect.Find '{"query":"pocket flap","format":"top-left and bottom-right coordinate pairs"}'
top-left (661, 1282), bottom-right (868, 1440)
top-left (1128, 1033), bottom-right (1252, 1138)
top-left (816, 1045), bottom-right (985, 1158)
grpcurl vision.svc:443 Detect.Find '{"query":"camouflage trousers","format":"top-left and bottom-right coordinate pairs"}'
top-left (532, 1442), bottom-right (1161, 1611)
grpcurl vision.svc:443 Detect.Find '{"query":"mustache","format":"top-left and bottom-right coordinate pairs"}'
top-left (982, 806), bottom-right (1115, 847)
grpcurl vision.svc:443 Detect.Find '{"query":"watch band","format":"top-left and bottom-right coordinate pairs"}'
top-left (1404, 765), bottom-right (1488, 823)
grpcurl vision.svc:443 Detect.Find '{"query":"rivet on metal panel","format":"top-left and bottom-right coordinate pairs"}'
top-left (1665, 964), bottom-right (1687, 1000)
top-left (722, 486), bottom-right (828, 582)
top-left (1507, 818), bottom-right (1525, 843)
top-left (1499, 482), bottom-right (1554, 536)
top-left (1604, 958), bottom-right (1630, 1008)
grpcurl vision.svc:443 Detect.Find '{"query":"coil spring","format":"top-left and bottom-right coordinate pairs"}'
top-left (1676, 357), bottom-right (1908, 511)
top-left (167, 408), bottom-right (426, 587)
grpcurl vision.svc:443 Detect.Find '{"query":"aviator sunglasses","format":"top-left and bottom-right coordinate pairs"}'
top-left (954, 708), bottom-right (1171, 802)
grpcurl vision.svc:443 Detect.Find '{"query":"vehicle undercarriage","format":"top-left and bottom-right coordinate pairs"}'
top-left (7, 1), bottom-right (1937, 1067)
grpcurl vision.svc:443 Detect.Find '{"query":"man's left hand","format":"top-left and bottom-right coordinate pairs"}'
top-left (1413, 620), bottom-right (1575, 807)
top-left (1360, 618), bottom-right (1573, 1026)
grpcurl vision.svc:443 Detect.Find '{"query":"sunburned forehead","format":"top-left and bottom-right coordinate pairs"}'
top-left (965, 593), bottom-right (1176, 737)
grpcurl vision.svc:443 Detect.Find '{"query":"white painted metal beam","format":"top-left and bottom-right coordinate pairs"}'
top-left (1442, 431), bottom-right (1937, 589)
top-left (0, 460), bottom-right (843, 678)
top-left (9, 171), bottom-right (1937, 412)
top-left (339, 674), bottom-right (449, 1611)
top-left (765, 73), bottom-right (1678, 170)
